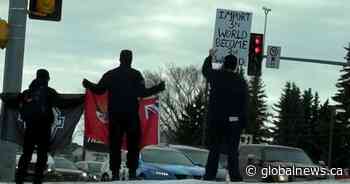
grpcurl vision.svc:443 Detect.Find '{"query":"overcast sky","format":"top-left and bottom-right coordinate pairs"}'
top-left (1, 0), bottom-right (349, 144)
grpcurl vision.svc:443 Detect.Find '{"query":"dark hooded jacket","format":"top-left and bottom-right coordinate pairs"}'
top-left (202, 56), bottom-right (248, 129)
top-left (20, 78), bottom-right (58, 124)
top-left (85, 63), bottom-right (163, 114)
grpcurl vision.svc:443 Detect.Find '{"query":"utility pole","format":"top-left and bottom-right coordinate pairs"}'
top-left (0, 0), bottom-right (27, 181)
top-left (262, 6), bottom-right (271, 55)
top-left (328, 107), bottom-right (335, 169)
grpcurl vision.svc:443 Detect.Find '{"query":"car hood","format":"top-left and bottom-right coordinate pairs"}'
top-left (267, 161), bottom-right (320, 168)
top-left (54, 168), bottom-right (84, 174)
top-left (143, 163), bottom-right (203, 176)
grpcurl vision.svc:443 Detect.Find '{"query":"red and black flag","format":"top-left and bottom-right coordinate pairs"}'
top-left (84, 90), bottom-right (159, 151)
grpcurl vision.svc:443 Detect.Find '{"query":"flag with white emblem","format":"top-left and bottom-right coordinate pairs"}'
top-left (0, 94), bottom-right (84, 152)
top-left (84, 90), bottom-right (159, 151)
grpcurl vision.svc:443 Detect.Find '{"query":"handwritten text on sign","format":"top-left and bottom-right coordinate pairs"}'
top-left (213, 9), bottom-right (252, 65)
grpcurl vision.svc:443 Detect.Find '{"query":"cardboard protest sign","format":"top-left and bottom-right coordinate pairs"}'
top-left (213, 9), bottom-right (252, 66)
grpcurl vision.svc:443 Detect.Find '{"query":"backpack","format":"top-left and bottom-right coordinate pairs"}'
top-left (20, 86), bottom-right (51, 121)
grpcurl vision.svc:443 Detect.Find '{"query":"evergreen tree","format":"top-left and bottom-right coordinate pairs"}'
top-left (273, 82), bottom-right (304, 147)
top-left (315, 100), bottom-right (332, 163)
top-left (246, 76), bottom-right (270, 143)
top-left (175, 89), bottom-right (206, 146)
top-left (330, 46), bottom-right (350, 167)
top-left (299, 89), bottom-right (313, 152)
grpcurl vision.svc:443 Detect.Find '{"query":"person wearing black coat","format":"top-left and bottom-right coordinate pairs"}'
top-left (16, 69), bottom-right (58, 184)
top-left (82, 49), bottom-right (165, 180)
top-left (202, 49), bottom-right (248, 182)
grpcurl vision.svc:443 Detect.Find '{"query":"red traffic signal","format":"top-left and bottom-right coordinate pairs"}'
top-left (248, 33), bottom-right (264, 76)
top-left (29, 0), bottom-right (62, 22)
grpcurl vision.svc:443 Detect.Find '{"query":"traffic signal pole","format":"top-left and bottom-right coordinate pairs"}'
top-left (263, 55), bottom-right (346, 66)
top-left (0, 0), bottom-right (27, 181)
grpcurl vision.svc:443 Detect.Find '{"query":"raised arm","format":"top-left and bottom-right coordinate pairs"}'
top-left (49, 88), bottom-right (84, 108)
top-left (135, 72), bottom-right (165, 98)
top-left (202, 56), bottom-right (213, 80)
top-left (202, 48), bottom-right (217, 81)
top-left (0, 92), bottom-right (21, 108)
top-left (83, 72), bottom-right (110, 95)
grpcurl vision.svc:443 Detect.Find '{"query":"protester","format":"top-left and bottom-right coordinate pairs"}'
top-left (15, 69), bottom-right (59, 184)
top-left (202, 49), bottom-right (248, 182)
top-left (82, 49), bottom-right (165, 180)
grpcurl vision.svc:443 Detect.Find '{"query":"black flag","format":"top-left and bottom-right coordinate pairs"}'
top-left (0, 94), bottom-right (84, 153)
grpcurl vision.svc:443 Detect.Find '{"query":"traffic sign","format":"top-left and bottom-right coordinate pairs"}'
top-left (266, 45), bottom-right (281, 69)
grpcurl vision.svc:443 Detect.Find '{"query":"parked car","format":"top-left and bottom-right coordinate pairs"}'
top-left (76, 161), bottom-right (104, 181)
top-left (138, 145), bottom-right (203, 180)
top-left (50, 157), bottom-right (89, 182)
top-left (239, 144), bottom-right (329, 182)
top-left (15, 152), bottom-right (55, 181)
top-left (169, 144), bottom-right (228, 181)
top-left (100, 146), bottom-right (203, 181)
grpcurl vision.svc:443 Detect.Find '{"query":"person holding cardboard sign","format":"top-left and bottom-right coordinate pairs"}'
top-left (202, 49), bottom-right (248, 182)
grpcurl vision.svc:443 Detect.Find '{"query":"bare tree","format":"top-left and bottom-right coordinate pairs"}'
top-left (144, 65), bottom-right (206, 144)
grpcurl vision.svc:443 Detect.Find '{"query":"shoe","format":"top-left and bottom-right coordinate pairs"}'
top-left (33, 179), bottom-right (43, 184)
top-left (230, 176), bottom-right (243, 182)
top-left (203, 174), bottom-right (215, 181)
top-left (128, 170), bottom-right (140, 180)
top-left (112, 174), bottom-right (120, 181)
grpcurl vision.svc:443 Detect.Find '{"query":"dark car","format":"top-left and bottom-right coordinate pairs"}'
top-left (50, 157), bottom-right (89, 182)
top-left (239, 144), bottom-right (329, 182)
top-left (169, 144), bottom-right (228, 181)
top-left (15, 153), bottom-right (55, 181)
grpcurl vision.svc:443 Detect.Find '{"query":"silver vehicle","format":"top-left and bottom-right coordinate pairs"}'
top-left (239, 144), bottom-right (328, 182)
top-left (76, 161), bottom-right (104, 181)
top-left (169, 144), bottom-right (228, 181)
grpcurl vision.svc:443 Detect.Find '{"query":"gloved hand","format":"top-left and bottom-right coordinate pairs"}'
top-left (158, 81), bottom-right (166, 91)
top-left (82, 79), bottom-right (90, 89)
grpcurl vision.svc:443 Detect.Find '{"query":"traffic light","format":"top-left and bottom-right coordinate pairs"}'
top-left (247, 33), bottom-right (264, 76)
top-left (29, 0), bottom-right (62, 21)
top-left (0, 18), bottom-right (9, 49)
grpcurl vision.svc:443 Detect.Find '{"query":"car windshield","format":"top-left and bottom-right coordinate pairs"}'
top-left (264, 148), bottom-right (314, 164)
top-left (178, 149), bottom-right (208, 167)
top-left (88, 162), bottom-right (102, 173)
top-left (142, 148), bottom-right (194, 166)
top-left (54, 158), bottom-right (78, 170)
top-left (178, 148), bottom-right (226, 169)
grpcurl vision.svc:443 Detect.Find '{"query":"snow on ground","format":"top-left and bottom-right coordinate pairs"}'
top-left (1, 179), bottom-right (350, 184)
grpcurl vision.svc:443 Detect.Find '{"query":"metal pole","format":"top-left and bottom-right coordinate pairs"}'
top-left (328, 107), bottom-right (335, 168)
top-left (263, 55), bottom-right (346, 66)
top-left (262, 6), bottom-right (271, 55)
top-left (0, 0), bottom-right (27, 181)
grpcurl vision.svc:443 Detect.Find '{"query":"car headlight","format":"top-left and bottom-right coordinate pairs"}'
top-left (278, 175), bottom-right (288, 182)
top-left (81, 172), bottom-right (88, 177)
top-left (47, 168), bottom-right (52, 172)
top-left (154, 171), bottom-right (169, 176)
top-left (92, 175), bottom-right (98, 180)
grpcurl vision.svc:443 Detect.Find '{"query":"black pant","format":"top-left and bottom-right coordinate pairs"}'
top-left (108, 112), bottom-right (141, 175)
top-left (204, 121), bottom-right (242, 180)
top-left (16, 123), bottom-right (51, 183)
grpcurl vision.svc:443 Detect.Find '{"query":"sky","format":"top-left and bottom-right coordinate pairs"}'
top-left (1, 0), bottom-right (350, 144)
